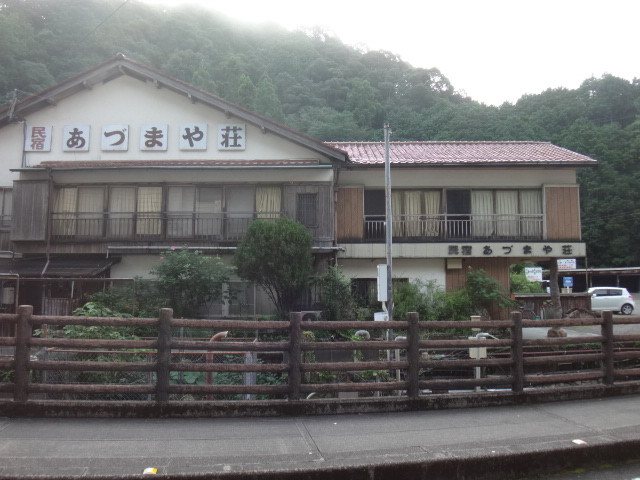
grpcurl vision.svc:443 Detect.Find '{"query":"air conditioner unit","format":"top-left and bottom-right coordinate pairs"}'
top-left (300, 310), bottom-right (322, 321)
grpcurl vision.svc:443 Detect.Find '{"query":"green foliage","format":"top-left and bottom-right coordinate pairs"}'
top-left (315, 266), bottom-right (358, 322)
top-left (234, 218), bottom-right (313, 316)
top-left (64, 302), bottom-right (135, 340)
top-left (510, 264), bottom-right (545, 294)
top-left (392, 280), bottom-right (473, 322)
top-left (150, 249), bottom-right (234, 318)
top-left (464, 269), bottom-right (513, 313)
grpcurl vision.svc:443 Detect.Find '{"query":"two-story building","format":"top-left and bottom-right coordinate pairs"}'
top-left (329, 141), bottom-right (592, 315)
top-left (0, 55), bottom-right (596, 318)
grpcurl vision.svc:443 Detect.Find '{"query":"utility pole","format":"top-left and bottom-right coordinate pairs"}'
top-left (8, 89), bottom-right (18, 122)
top-left (384, 123), bottom-right (393, 322)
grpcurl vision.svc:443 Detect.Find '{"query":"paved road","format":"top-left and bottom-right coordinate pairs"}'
top-left (542, 460), bottom-right (640, 479)
top-left (1, 394), bottom-right (640, 479)
top-left (523, 318), bottom-right (640, 340)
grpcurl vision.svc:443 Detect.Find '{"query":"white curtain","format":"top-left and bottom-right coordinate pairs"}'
top-left (77, 187), bottom-right (104, 236)
top-left (496, 190), bottom-right (519, 237)
top-left (256, 186), bottom-right (282, 220)
top-left (108, 187), bottom-right (135, 237)
top-left (423, 190), bottom-right (441, 237)
top-left (404, 190), bottom-right (423, 236)
top-left (471, 190), bottom-right (494, 238)
top-left (136, 186), bottom-right (162, 236)
top-left (196, 187), bottom-right (222, 237)
top-left (392, 191), bottom-right (403, 236)
top-left (167, 186), bottom-right (195, 237)
top-left (520, 190), bottom-right (542, 237)
top-left (53, 188), bottom-right (77, 236)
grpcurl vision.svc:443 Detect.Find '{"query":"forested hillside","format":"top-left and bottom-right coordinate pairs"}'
top-left (1, 0), bottom-right (639, 267)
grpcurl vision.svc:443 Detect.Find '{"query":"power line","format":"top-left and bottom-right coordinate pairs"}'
top-left (78, 0), bottom-right (130, 45)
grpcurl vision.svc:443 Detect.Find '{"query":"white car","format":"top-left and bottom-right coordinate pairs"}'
top-left (588, 287), bottom-right (636, 315)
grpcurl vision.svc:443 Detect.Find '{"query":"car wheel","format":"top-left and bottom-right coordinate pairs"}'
top-left (620, 303), bottom-right (634, 315)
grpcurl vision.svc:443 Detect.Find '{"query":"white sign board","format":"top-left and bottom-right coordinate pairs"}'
top-left (377, 264), bottom-right (388, 302)
top-left (525, 267), bottom-right (543, 282)
top-left (558, 259), bottom-right (577, 270)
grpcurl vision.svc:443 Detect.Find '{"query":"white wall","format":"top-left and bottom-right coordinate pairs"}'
top-left (111, 252), bottom-right (238, 279)
top-left (338, 258), bottom-right (446, 287)
top-left (0, 123), bottom-right (26, 186)
top-left (13, 75), bottom-right (332, 166)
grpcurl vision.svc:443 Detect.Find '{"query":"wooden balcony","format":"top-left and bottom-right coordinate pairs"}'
top-left (363, 213), bottom-right (544, 242)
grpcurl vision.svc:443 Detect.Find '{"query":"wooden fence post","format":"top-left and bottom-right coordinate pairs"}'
top-left (288, 312), bottom-right (302, 401)
top-left (511, 311), bottom-right (524, 393)
top-left (14, 305), bottom-right (33, 403)
top-left (601, 310), bottom-right (615, 386)
top-left (156, 308), bottom-right (173, 403)
top-left (406, 312), bottom-right (420, 399)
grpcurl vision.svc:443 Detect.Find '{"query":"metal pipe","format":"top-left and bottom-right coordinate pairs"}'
top-left (384, 124), bottom-right (393, 322)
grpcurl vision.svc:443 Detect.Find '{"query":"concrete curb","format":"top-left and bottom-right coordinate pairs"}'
top-left (2, 381), bottom-right (640, 418)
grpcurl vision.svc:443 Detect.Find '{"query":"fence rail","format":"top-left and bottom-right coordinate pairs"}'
top-left (1, 306), bottom-right (640, 413)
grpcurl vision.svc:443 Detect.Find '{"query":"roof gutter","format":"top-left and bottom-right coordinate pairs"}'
top-left (10, 165), bottom-right (335, 173)
top-left (106, 245), bottom-right (344, 257)
top-left (344, 162), bottom-right (598, 169)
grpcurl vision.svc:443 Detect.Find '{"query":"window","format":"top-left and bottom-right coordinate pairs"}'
top-left (52, 184), bottom-right (283, 241)
top-left (196, 187), bottom-right (223, 237)
top-left (136, 186), bottom-right (162, 236)
top-left (167, 186), bottom-right (196, 237)
top-left (108, 187), bottom-right (135, 237)
top-left (226, 186), bottom-right (255, 239)
top-left (351, 278), bottom-right (408, 307)
top-left (467, 189), bottom-right (543, 239)
top-left (107, 186), bottom-right (162, 238)
top-left (167, 186), bottom-right (224, 238)
top-left (297, 193), bottom-right (317, 228)
top-left (392, 190), bottom-right (441, 237)
top-left (0, 188), bottom-right (12, 230)
top-left (52, 187), bottom-right (105, 237)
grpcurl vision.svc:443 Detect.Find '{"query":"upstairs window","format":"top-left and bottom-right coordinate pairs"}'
top-left (0, 188), bottom-right (12, 230)
top-left (296, 193), bottom-right (317, 228)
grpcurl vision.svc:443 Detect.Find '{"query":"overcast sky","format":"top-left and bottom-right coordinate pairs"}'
top-left (146, 0), bottom-right (639, 106)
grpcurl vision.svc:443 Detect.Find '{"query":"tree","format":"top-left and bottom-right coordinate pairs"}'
top-left (464, 268), bottom-right (512, 318)
top-left (150, 249), bottom-right (234, 318)
top-left (254, 74), bottom-right (285, 122)
top-left (236, 73), bottom-right (256, 110)
top-left (315, 265), bottom-right (358, 321)
top-left (347, 78), bottom-right (381, 128)
top-left (234, 218), bottom-right (313, 316)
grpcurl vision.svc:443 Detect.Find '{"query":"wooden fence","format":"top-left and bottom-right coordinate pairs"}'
top-left (1, 306), bottom-right (640, 412)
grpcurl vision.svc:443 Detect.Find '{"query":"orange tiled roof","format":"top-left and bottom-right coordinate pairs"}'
top-left (326, 141), bottom-right (597, 166)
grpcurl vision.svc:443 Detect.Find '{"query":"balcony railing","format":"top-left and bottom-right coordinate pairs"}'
top-left (50, 211), bottom-right (284, 242)
top-left (364, 213), bottom-right (544, 242)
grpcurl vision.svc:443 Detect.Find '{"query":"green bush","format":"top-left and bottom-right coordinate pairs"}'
top-left (464, 268), bottom-right (513, 314)
top-left (151, 249), bottom-right (234, 318)
top-left (393, 279), bottom-right (472, 322)
top-left (510, 264), bottom-right (545, 294)
top-left (316, 266), bottom-right (358, 322)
